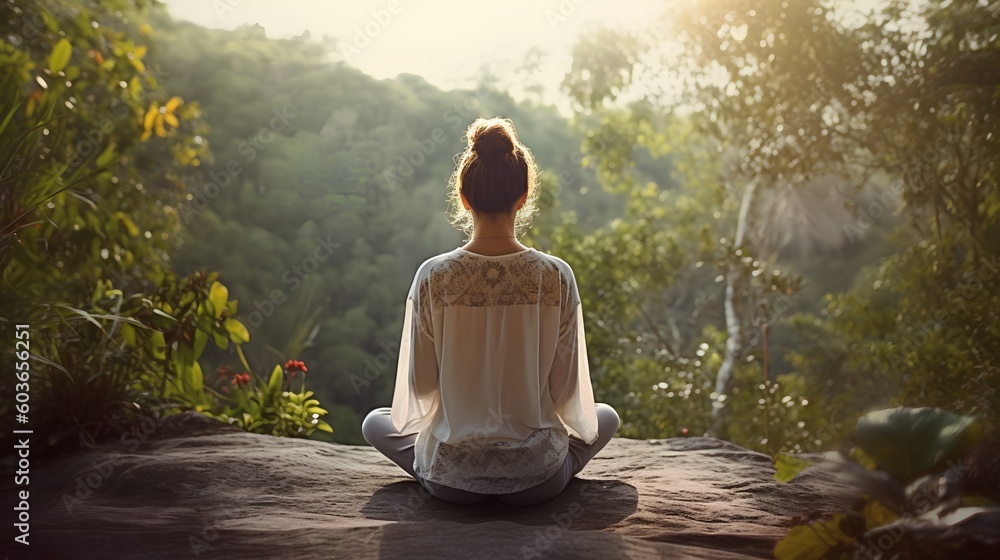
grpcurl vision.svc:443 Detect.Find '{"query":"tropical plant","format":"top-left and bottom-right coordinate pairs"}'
top-left (773, 406), bottom-right (1000, 559)
top-left (205, 358), bottom-right (333, 437)
top-left (0, 0), bottom-right (333, 451)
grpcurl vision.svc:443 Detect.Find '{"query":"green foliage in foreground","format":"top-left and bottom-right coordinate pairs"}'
top-left (0, 0), bottom-right (331, 452)
top-left (773, 407), bottom-right (999, 559)
top-left (204, 357), bottom-right (332, 438)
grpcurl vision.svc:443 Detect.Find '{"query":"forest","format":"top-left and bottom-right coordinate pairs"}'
top-left (1, 0), bottom-right (997, 463)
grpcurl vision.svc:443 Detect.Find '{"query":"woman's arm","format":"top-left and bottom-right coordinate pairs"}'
top-left (391, 265), bottom-right (440, 434)
top-left (548, 266), bottom-right (599, 444)
top-left (412, 279), bottom-right (439, 397)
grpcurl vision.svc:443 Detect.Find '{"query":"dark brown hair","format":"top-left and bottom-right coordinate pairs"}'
top-left (447, 117), bottom-right (540, 240)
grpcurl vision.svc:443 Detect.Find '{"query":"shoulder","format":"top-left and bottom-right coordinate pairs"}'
top-left (531, 251), bottom-right (578, 305)
top-left (411, 251), bottom-right (467, 296)
top-left (413, 250), bottom-right (459, 278)
top-left (534, 251), bottom-right (576, 283)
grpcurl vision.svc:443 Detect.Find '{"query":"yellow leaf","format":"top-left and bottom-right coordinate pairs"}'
top-left (224, 318), bottom-right (250, 344)
top-left (861, 498), bottom-right (898, 529)
top-left (140, 23), bottom-right (153, 37)
top-left (163, 112), bottom-right (179, 128)
top-left (155, 115), bottom-right (167, 137)
top-left (774, 515), bottom-right (853, 560)
top-left (129, 76), bottom-right (143, 97)
top-left (49, 38), bottom-right (72, 73)
top-left (133, 44), bottom-right (148, 59)
top-left (773, 453), bottom-right (813, 482)
top-left (165, 96), bottom-right (183, 112)
top-left (115, 212), bottom-right (140, 237)
top-left (849, 447), bottom-right (879, 470)
top-left (208, 281), bottom-right (228, 319)
top-left (122, 323), bottom-right (136, 347)
top-left (97, 141), bottom-right (118, 168)
top-left (140, 129), bottom-right (151, 142)
top-left (142, 104), bottom-right (157, 132)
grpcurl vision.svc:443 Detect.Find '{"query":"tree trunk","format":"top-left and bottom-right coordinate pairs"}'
top-left (711, 176), bottom-right (758, 436)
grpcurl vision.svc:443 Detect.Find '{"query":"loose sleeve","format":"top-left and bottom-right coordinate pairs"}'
top-left (390, 267), bottom-right (440, 435)
top-left (548, 265), bottom-right (599, 444)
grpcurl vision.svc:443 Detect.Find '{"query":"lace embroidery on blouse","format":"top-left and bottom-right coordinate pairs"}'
top-left (415, 251), bottom-right (577, 339)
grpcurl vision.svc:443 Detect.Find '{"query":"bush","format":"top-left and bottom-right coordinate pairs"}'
top-left (774, 407), bottom-right (1000, 559)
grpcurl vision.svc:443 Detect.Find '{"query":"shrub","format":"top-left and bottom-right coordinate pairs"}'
top-left (774, 406), bottom-right (1000, 559)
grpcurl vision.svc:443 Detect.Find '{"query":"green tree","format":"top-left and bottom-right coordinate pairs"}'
top-left (557, 0), bottom-right (998, 448)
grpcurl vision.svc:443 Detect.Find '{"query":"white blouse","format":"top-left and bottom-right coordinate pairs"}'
top-left (390, 246), bottom-right (599, 494)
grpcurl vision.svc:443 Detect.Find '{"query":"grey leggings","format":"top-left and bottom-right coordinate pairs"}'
top-left (361, 403), bottom-right (620, 506)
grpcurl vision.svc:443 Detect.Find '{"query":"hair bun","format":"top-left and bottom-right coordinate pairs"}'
top-left (470, 125), bottom-right (515, 157)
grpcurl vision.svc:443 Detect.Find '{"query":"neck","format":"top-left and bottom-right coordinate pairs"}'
top-left (461, 215), bottom-right (528, 254)
top-left (471, 215), bottom-right (516, 240)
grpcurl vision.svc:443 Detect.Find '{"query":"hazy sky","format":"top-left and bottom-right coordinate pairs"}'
top-left (160, 0), bottom-right (659, 110)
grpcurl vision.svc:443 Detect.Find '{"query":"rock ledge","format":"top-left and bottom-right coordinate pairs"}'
top-left (24, 412), bottom-right (855, 559)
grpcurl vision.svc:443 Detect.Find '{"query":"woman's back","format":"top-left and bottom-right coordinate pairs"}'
top-left (391, 246), bottom-right (599, 493)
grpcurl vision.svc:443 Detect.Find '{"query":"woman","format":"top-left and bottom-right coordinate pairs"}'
top-left (362, 116), bottom-right (619, 506)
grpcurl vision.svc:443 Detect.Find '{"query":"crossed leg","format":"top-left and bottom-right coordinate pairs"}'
top-left (361, 404), bottom-right (620, 506)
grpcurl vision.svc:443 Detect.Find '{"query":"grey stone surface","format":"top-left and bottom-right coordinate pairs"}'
top-left (23, 412), bottom-right (855, 559)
